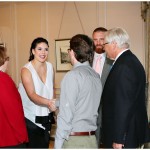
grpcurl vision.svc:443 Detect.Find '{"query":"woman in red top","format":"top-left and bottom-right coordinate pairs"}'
top-left (0, 46), bottom-right (28, 148)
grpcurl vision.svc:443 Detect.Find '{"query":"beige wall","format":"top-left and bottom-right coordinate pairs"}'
top-left (0, 2), bottom-right (145, 90)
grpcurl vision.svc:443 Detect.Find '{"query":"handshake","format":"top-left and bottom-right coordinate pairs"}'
top-left (48, 98), bottom-right (59, 112)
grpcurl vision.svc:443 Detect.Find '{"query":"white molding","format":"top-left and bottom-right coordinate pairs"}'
top-left (14, 3), bottom-right (19, 85)
top-left (104, 1), bottom-right (107, 28)
top-left (96, 2), bottom-right (100, 27)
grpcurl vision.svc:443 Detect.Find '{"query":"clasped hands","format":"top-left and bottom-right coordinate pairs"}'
top-left (48, 99), bottom-right (57, 111)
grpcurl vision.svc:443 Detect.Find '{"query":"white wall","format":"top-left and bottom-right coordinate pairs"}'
top-left (0, 1), bottom-right (145, 89)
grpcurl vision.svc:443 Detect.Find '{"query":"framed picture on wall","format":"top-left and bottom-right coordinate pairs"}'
top-left (55, 39), bottom-right (72, 71)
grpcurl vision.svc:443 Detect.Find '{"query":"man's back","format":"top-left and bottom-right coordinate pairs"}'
top-left (68, 63), bottom-right (102, 131)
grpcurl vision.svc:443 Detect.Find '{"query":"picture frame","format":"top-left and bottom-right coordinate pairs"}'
top-left (55, 38), bottom-right (72, 71)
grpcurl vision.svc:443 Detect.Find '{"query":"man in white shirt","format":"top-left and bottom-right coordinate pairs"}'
top-left (92, 27), bottom-right (113, 147)
top-left (92, 27), bottom-right (113, 86)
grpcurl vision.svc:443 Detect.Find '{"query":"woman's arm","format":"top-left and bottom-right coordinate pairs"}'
top-left (21, 67), bottom-right (56, 111)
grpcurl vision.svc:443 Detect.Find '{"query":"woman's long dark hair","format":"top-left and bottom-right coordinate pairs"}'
top-left (28, 37), bottom-right (49, 61)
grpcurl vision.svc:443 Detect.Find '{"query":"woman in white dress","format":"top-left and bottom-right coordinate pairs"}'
top-left (18, 37), bottom-right (56, 148)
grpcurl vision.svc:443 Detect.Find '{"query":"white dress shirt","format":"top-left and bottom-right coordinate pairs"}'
top-left (92, 52), bottom-right (106, 77)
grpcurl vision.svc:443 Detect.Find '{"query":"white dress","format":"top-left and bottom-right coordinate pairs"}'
top-left (18, 61), bottom-right (54, 129)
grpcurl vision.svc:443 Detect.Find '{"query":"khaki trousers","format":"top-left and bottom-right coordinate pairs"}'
top-left (63, 135), bottom-right (98, 149)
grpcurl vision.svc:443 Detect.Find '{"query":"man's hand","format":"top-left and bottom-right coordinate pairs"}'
top-left (112, 143), bottom-right (124, 149)
top-left (48, 99), bottom-right (57, 111)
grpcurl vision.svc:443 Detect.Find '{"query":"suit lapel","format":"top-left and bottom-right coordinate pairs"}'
top-left (101, 57), bottom-right (114, 87)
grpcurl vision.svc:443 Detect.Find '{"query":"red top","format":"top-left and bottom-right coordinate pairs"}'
top-left (0, 71), bottom-right (28, 147)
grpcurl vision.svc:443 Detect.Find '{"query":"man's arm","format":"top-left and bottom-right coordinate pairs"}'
top-left (113, 64), bottom-right (138, 143)
top-left (54, 72), bottom-right (79, 148)
top-left (112, 143), bottom-right (124, 149)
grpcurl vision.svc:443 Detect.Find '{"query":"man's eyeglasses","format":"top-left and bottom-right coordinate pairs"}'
top-left (103, 42), bottom-right (109, 46)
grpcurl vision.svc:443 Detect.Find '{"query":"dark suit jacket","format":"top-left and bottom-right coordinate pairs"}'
top-left (101, 50), bottom-right (150, 148)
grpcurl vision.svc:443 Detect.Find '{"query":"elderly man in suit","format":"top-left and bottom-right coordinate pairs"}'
top-left (92, 27), bottom-right (113, 147)
top-left (102, 27), bottom-right (150, 148)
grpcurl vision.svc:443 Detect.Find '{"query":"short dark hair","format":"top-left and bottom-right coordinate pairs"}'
top-left (70, 34), bottom-right (94, 66)
top-left (0, 46), bottom-right (6, 66)
top-left (93, 27), bottom-right (107, 35)
top-left (28, 37), bottom-right (49, 61)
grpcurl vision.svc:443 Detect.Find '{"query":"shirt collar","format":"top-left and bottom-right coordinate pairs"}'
top-left (73, 61), bottom-right (90, 69)
top-left (94, 52), bottom-right (106, 58)
top-left (113, 49), bottom-right (129, 65)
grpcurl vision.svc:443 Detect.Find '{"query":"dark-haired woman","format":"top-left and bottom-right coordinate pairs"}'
top-left (18, 37), bottom-right (56, 148)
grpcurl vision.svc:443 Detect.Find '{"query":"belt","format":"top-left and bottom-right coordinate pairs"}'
top-left (70, 131), bottom-right (95, 136)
